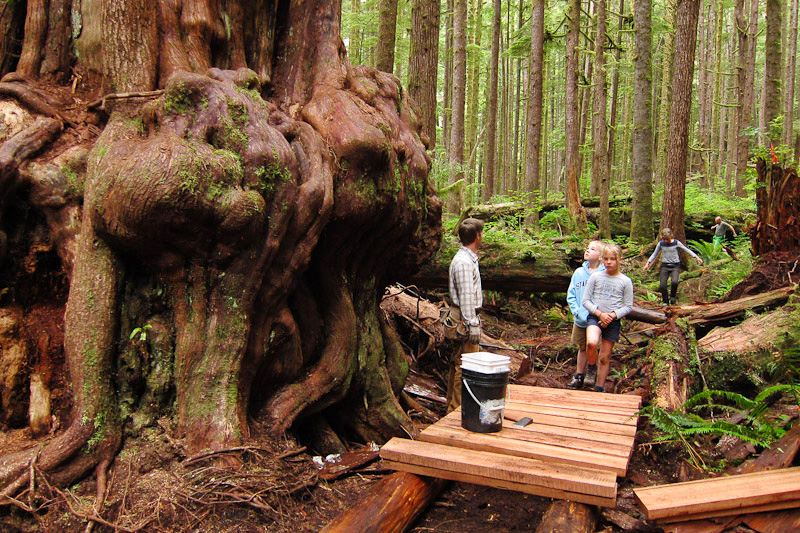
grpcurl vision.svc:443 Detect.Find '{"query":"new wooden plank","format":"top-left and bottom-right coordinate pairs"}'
top-left (382, 460), bottom-right (616, 508)
top-left (507, 385), bottom-right (641, 414)
top-left (634, 467), bottom-right (800, 520)
top-left (435, 413), bottom-right (634, 458)
top-left (380, 437), bottom-right (617, 498)
top-left (509, 384), bottom-right (642, 408)
top-left (505, 394), bottom-right (642, 417)
top-left (504, 407), bottom-right (638, 438)
top-left (420, 423), bottom-right (630, 476)
top-left (658, 500), bottom-right (800, 523)
top-left (505, 399), bottom-right (638, 426)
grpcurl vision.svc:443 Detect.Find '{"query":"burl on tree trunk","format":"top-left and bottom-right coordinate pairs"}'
top-left (0, 0), bottom-right (441, 496)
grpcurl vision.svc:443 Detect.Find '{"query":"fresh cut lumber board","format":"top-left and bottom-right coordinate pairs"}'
top-left (634, 467), bottom-right (800, 522)
top-left (381, 437), bottom-right (617, 507)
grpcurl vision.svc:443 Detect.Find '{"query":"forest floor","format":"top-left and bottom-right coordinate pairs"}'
top-left (3, 252), bottom-right (797, 532)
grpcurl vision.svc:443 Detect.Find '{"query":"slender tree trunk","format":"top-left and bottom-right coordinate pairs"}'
top-left (443, 0), bottom-right (454, 153)
top-left (660, 0), bottom-right (701, 244)
top-left (349, 0), bottom-right (362, 64)
top-left (565, 0), bottom-right (585, 224)
top-left (694, 0), bottom-right (710, 179)
top-left (466, 0), bottom-right (483, 171)
top-left (447, 0), bottom-right (468, 211)
top-left (375, 0), bottom-right (399, 72)
top-left (655, 1), bottom-right (676, 187)
top-left (631, 0), bottom-right (654, 243)
top-left (483, 0), bottom-right (501, 201)
top-left (592, 0), bottom-right (611, 238)
top-left (710, 0), bottom-right (724, 179)
top-left (762, 0), bottom-right (782, 148)
top-left (783, 0), bottom-right (799, 154)
top-left (735, 0), bottom-right (755, 197)
top-left (580, 1), bottom-right (596, 197)
top-left (408, 0), bottom-right (441, 147)
top-left (524, 0), bottom-right (545, 223)
top-left (607, 0), bottom-right (625, 175)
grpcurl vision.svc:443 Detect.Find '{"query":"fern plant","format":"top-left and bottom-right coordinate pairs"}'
top-left (687, 239), bottom-right (727, 263)
top-left (639, 384), bottom-right (800, 468)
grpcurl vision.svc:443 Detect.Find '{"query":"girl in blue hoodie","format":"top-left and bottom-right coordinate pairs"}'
top-left (566, 241), bottom-right (605, 389)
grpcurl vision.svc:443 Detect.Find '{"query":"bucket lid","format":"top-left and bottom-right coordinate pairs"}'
top-left (461, 352), bottom-right (510, 365)
top-left (461, 361), bottom-right (509, 374)
top-left (461, 352), bottom-right (510, 374)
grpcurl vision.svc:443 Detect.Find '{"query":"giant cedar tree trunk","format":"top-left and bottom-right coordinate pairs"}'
top-left (0, 0), bottom-right (441, 496)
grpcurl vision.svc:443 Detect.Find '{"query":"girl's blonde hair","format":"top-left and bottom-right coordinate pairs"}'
top-left (603, 243), bottom-right (623, 260)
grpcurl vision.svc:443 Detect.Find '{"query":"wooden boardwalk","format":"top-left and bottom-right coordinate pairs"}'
top-left (381, 384), bottom-right (641, 507)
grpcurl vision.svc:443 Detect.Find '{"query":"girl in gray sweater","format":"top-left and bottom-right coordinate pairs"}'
top-left (582, 244), bottom-right (633, 392)
top-left (644, 228), bottom-right (703, 305)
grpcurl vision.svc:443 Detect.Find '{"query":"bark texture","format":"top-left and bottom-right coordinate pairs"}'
top-left (408, 0), bottom-right (440, 146)
top-left (0, 0), bottom-right (442, 496)
top-left (630, 0), bottom-right (654, 243)
top-left (659, 0), bottom-right (700, 244)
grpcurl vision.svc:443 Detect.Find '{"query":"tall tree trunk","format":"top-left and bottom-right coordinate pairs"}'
top-left (631, 0), bottom-right (654, 243)
top-left (607, 0), bottom-right (625, 175)
top-left (694, 0), bottom-right (709, 178)
top-left (592, 0), bottom-right (611, 238)
top-left (783, 0), bottom-right (799, 155)
top-left (443, 0), bottom-right (454, 154)
top-left (655, 1), bottom-right (676, 187)
top-left (447, 0), bottom-right (468, 211)
top-left (660, 0), bottom-right (701, 244)
top-left (710, 0), bottom-right (725, 179)
top-left (483, 0), bottom-right (501, 201)
top-left (349, 0), bottom-right (363, 65)
top-left (524, 0), bottom-right (545, 222)
top-left (408, 0), bottom-right (441, 146)
top-left (375, 0), bottom-right (400, 73)
top-left (466, 0), bottom-right (484, 171)
top-left (736, 0), bottom-right (758, 197)
top-left (565, 0), bottom-right (586, 225)
top-left (762, 0), bottom-right (782, 148)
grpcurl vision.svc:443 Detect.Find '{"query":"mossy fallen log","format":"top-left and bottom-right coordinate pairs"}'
top-left (406, 235), bottom-right (577, 293)
top-left (454, 201), bottom-right (749, 242)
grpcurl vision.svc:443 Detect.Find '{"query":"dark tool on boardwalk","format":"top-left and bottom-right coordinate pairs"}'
top-left (512, 416), bottom-right (533, 428)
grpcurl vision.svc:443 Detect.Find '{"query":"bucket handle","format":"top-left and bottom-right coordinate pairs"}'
top-left (462, 379), bottom-right (505, 411)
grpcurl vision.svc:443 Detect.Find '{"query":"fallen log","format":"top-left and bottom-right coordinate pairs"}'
top-left (626, 307), bottom-right (667, 324)
top-left (406, 235), bottom-right (577, 293)
top-left (647, 319), bottom-right (692, 411)
top-left (669, 285), bottom-right (795, 325)
top-left (320, 471), bottom-right (446, 533)
top-left (697, 305), bottom-right (796, 353)
top-left (535, 500), bottom-right (597, 533)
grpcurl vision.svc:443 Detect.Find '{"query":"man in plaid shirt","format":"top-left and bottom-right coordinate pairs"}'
top-left (446, 217), bottom-right (484, 412)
